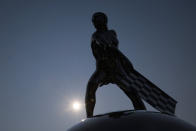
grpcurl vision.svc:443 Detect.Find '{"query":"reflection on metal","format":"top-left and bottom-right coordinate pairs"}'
top-left (68, 110), bottom-right (196, 131)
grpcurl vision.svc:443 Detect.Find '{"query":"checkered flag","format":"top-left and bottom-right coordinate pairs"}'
top-left (128, 69), bottom-right (177, 115)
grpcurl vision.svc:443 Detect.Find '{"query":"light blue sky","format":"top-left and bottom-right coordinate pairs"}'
top-left (0, 0), bottom-right (195, 130)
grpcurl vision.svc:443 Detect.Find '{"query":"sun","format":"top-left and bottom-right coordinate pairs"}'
top-left (72, 101), bottom-right (81, 111)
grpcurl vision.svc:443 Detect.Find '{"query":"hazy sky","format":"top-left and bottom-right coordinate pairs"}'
top-left (0, 0), bottom-right (196, 130)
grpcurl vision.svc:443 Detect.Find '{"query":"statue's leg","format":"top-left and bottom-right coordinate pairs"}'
top-left (85, 70), bottom-right (105, 118)
top-left (115, 76), bottom-right (146, 110)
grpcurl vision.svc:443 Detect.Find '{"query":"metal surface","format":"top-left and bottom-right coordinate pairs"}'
top-left (68, 110), bottom-right (196, 131)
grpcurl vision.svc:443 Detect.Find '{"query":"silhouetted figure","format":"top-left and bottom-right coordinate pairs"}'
top-left (85, 12), bottom-right (146, 118)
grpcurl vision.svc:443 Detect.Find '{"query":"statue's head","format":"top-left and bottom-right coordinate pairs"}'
top-left (92, 12), bottom-right (108, 31)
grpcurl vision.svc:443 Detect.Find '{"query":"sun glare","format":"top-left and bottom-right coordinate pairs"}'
top-left (72, 101), bottom-right (81, 111)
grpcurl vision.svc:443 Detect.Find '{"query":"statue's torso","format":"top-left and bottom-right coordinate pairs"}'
top-left (91, 30), bottom-right (119, 71)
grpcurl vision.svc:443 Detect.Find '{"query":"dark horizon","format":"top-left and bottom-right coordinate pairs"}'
top-left (0, 0), bottom-right (195, 130)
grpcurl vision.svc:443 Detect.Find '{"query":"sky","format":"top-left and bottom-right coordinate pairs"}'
top-left (0, 0), bottom-right (196, 130)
